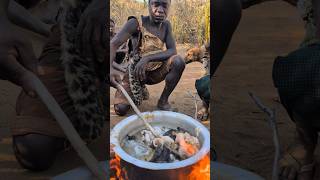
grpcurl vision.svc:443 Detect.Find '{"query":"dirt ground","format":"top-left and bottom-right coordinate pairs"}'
top-left (213, 1), bottom-right (320, 179)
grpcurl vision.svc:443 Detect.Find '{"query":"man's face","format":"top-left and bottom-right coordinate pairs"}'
top-left (149, 0), bottom-right (170, 23)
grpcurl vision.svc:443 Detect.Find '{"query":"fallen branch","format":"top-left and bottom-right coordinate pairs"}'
top-left (116, 83), bottom-right (158, 137)
top-left (186, 91), bottom-right (201, 120)
top-left (248, 92), bottom-right (280, 180)
top-left (30, 73), bottom-right (106, 180)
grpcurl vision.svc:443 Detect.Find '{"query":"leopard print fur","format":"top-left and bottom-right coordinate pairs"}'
top-left (60, 0), bottom-right (106, 141)
top-left (128, 53), bottom-right (149, 105)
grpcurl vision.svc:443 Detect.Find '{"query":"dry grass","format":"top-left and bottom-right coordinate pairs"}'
top-left (111, 0), bottom-right (210, 45)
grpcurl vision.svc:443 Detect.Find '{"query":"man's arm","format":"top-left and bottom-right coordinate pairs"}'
top-left (142, 21), bottom-right (177, 63)
top-left (7, 0), bottom-right (51, 36)
top-left (212, 0), bottom-right (241, 76)
top-left (110, 18), bottom-right (139, 68)
top-left (109, 18), bottom-right (139, 85)
top-left (314, 0), bottom-right (320, 38)
top-left (76, 0), bottom-right (108, 63)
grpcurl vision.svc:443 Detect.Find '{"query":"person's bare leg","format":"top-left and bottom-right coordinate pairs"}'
top-left (114, 104), bottom-right (130, 116)
top-left (13, 133), bottom-right (65, 171)
top-left (157, 55), bottom-right (185, 110)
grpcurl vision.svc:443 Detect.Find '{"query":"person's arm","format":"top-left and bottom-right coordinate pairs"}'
top-left (110, 19), bottom-right (139, 67)
top-left (0, 38), bottom-right (38, 97)
top-left (212, 0), bottom-right (241, 76)
top-left (314, 0), bottom-right (320, 38)
top-left (7, 0), bottom-right (51, 36)
top-left (76, 0), bottom-right (107, 62)
top-left (141, 21), bottom-right (177, 63)
top-left (282, 0), bottom-right (297, 6)
top-left (109, 18), bottom-right (139, 85)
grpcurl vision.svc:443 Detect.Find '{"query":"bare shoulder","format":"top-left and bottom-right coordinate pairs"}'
top-left (163, 20), bottom-right (171, 28)
top-left (163, 20), bottom-right (172, 33)
top-left (126, 17), bottom-right (139, 31)
top-left (126, 17), bottom-right (139, 28)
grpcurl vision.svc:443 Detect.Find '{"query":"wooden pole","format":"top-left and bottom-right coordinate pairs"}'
top-left (29, 73), bottom-right (107, 180)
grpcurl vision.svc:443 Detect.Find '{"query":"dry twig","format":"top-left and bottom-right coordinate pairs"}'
top-left (186, 91), bottom-right (201, 120)
top-left (249, 92), bottom-right (280, 180)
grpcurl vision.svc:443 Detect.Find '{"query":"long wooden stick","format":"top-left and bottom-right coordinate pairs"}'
top-left (249, 92), bottom-right (280, 180)
top-left (116, 83), bottom-right (159, 137)
top-left (186, 91), bottom-right (201, 120)
top-left (29, 73), bottom-right (106, 180)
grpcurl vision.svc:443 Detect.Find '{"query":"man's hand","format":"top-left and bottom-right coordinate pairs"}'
top-left (76, 0), bottom-right (107, 62)
top-left (19, 71), bottom-right (37, 97)
top-left (0, 20), bottom-right (38, 97)
top-left (112, 62), bottom-right (127, 73)
top-left (134, 58), bottom-right (149, 82)
top-left (110, 66), bottom-right (122, 88)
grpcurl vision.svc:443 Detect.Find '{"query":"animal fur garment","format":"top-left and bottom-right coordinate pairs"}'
top-left (128, 53), bottom-right (149, 105)
top-left (60, 0), bottom-right (106, 141)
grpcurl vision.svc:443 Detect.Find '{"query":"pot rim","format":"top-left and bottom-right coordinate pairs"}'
top-left (110, 111), bottom-right (210, 170)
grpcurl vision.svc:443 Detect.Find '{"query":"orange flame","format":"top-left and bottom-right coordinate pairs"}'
top-left (110, 154), bottom-right (128, 180)
top-left (110, 148), bottom-right (210, 180)
top-left (187, 155), bottom-right (210, 180)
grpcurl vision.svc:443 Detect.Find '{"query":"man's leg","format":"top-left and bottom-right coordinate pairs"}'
top-left (157, 55), bottom-right (185, 110)
top-left (13, 133), bottom-right (65, 171)
top-left (114, 72), bottom-right (131, 116)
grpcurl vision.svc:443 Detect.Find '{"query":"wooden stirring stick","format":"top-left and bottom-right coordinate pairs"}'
top-left (29, 73), bottom-right (106, 180)
top-left (116, 83), bottom-right (159, 137)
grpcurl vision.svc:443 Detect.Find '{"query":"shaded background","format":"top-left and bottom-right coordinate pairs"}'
top-left (213, 1), bottom-right (320, 179)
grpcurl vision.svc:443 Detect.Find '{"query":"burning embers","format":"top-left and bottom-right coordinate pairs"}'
top-left (110, 154), bottom-right (211, 180)
top-left (121, 127), bottom-right (200, 163)
top-left (188, 155), bottom-right (210, 180)
top-left (110, 154), bottom-right (128, 180)
top-left (110, 126), bottom-right (210, 180)
top-left (110, 112), bottom-right (210, 180)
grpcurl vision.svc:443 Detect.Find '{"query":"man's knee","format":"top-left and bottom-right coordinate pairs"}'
top-left (171, 55), bottom-right (185, 71)
top-left (13, 134), bottom-right (63, 171)
top-left (114, 104), bottom-right (130, 116)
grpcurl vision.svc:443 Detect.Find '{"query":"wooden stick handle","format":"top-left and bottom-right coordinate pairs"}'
top-left (116, 83), bottom-right (159, 137)
top-left (29, 73), bottom-right (106, 180)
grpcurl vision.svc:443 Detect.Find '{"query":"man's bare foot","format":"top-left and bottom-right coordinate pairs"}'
top-left (279, 144), bottom-right (314, 180)
top-left (197, 105), bottom-right (209, 121)
top-left (157, 100), bottom-right (177, 111)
